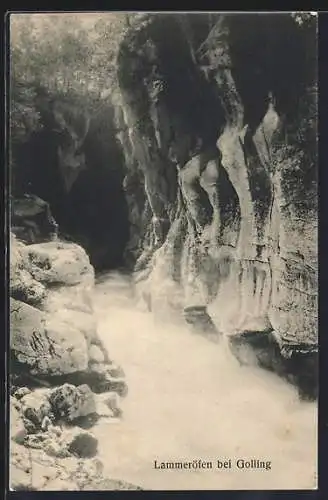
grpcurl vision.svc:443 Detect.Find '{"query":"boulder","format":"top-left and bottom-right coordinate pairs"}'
top-left (25, 432), bottom-right (53, 450)
top-left (10, 234), bottom-right (47, 307)
top-left (10, 405), bottom-right (27, 445)
top-left (13, 387), bottom-right (31, 400)
top-left (10, 194), bottom-right (58, 244)
top-left (20, 390), bottom-right (52, 428)
top-left (106, 363), bottom-right (125, 378)
top-left (42, 275), bottom-right (94, 315)
top-left (84, 363), bottom-right (128, 395)
top-left (88, 344), bottom-right (105, 364)
top-left (21, 241), bottom-right (94, 286)
top-left (10, 267), bottom-right (47, 308)
top-left (11, 299), bottom-right (89, 377)
top-left (54, 309), bottom-right (98, 346)
top-left (48, 383), bottom-right (96, 423)
top-left (95, 392), bottom-right (122, 418)
top-left (66, 430), bottom-right (98, 458)
top-left (43, 438), bottom-right (71, 458)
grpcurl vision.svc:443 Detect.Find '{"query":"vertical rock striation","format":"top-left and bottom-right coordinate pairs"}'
top-left (115, 13), bottom-right (318, 396)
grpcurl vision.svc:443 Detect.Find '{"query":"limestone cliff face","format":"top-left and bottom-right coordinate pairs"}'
top-left (116, 14), bottom-right (317, 355)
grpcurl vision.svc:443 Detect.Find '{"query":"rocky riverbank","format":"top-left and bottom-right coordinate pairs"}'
top-left (9, 233), bottom-right (140, 491)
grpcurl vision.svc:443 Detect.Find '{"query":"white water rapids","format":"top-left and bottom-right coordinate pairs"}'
top-left (92, 271), bottom-right (317, 491)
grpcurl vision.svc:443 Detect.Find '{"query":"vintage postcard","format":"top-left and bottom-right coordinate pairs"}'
top-left (8, 11), bottom-right (318, 491)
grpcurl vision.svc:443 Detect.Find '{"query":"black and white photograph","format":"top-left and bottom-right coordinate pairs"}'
top-left (8, 11), bottom-right (318, 491)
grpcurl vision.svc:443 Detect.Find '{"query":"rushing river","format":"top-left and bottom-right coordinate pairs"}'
top-left (92, 271), bottom-right (317, 491)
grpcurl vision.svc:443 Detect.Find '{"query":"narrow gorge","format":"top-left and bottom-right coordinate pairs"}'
top-left (115, 13), bottom-right (318, 398)
top-left (9, 12), bottom-right (318, 491)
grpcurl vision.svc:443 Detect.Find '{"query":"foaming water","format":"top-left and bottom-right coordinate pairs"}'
top-left (93, 271), bottom-right (317, 490)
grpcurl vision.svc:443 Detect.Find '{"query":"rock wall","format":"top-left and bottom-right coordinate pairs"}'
top-left (115, 13), bottom-right (318, 394)
top-left (9, 233), bottom-right (132, 490)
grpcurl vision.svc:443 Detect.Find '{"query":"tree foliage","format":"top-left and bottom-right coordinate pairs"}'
top-left (9, 12), bottom-right (135, 147)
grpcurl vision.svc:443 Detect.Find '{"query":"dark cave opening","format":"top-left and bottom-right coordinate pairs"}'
top-left (60, 163), bottom-right (130, 272)
top-left (62, 109), bottom-right (131, 272)
top-left (12, 109), bottom-right (131, 273)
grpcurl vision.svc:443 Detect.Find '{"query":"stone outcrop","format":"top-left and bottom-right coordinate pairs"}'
top-left (115, 13), bottom-right (318, 398)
